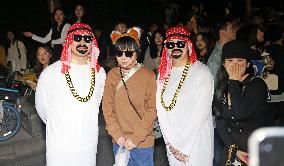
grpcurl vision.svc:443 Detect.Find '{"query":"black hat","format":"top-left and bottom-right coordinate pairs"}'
top-left (222, 39), bottom-right (251, 60)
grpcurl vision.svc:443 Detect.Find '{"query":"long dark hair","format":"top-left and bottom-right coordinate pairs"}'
top-left (194, 32), bottom-right (214, 62)
top-left (34, 44), bottom-right (52, 77)
top-left (149, 29), bottom-right (165, 59)
top-left (52, 8), bottom-right (67, 27)
top-left (5, 30), bottom-right (20, 53)
top-left (68, 3), bottom-right (90, 25)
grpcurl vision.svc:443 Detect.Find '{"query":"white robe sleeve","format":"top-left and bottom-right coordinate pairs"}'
top-left (157, 64), bottom-right (214, 158)
top-left (97, 67), bottom-right (106, 103)
top-left (35, 66), bottom-right (53, 124)
top-left (179, 67), bottom-right (214, 156)
top-left (32, 29), bottom-right (52, 44)
top-left (51, 23), bottom-right (71, 45)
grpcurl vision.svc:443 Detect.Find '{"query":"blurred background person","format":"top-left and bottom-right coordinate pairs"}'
top-left (115, 22), bottom-right (128, 34)
top-left (34, 44), bottom-right (52, 77)
top-left (68, 3), bottom-right (92, 26)
top-left (105, 22), bottom-right (128, 71)
top-left (266, 24), bottom-right (284, 126)
top-left (6, 30), bottom-right (27, 74)
top-left (194, 32), bottom-right (214, 64)
top-left (23, 8), bottom-right (70, 63)
top-left (13, 44), bottom-right (53, 95)
top-left (143, 29), bottom-right (164, 75)
top-left (0, 37), bottom-right (7, 67)
top-left (237, 24), bottom-right (274, 77)
top-left (26, 44), bottom-right (52, 91)
top-left (237, 24), bottom-right (266, 60)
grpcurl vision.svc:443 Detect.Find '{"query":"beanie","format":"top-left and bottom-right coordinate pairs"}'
top-left (222, 39), bottom-right (251, 60)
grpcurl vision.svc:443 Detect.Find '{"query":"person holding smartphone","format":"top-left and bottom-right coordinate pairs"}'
top-left (214, 40), bottom-right (273, 165)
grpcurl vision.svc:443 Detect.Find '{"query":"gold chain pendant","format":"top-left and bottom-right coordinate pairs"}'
top-left (65, 70), bottom-right (95, 103)
top-left (160, 61), bottom-right (190, 112)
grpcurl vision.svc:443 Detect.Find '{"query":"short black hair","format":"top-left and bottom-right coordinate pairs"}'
top-left (210, 16), bottom-right (237, 40)
top-left (114, 36), bottom-right (141, 56)
top-left (37, 44), bottom-right (53, 55)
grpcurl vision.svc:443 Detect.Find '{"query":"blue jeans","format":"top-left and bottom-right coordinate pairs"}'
top-left (113, 144), bottom-right (154, 166)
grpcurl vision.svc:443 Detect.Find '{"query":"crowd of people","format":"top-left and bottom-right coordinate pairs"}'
top-left (0, 0), bottom-right (284, 166)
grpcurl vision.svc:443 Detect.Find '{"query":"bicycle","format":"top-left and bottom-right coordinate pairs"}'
top-left (0, 72), bottom-right (34, 141)
top-left (0, 88), bottom-right (21, 141)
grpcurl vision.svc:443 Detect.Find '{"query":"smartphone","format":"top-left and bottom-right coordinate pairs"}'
top-left (248, 127), bottom-right (284, 166)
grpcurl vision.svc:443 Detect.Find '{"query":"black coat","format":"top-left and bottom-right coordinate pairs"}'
top-left (216, 76), bottom-right (273, 151)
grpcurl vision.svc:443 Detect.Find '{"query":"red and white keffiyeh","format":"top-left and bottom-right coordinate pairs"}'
top-left (60, 23), bottom-right (101, 74)
top-left (158, 26), bottom-right (197, 83)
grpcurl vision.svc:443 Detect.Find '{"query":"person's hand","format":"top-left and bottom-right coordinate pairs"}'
top-left (169, 144), bottom-right (180, 155)
top-left (23, 32), bottom-right (34, 37)
top-left (169, 145), bottom-right (188, 163)
top-left (124, 138), bottom-right (137, 150)
top-left (26, 80), bottom-right (37, 91)
top-left (175, 153), bottom-right (188, 164)
top-left (236, 150), bottom-right (249, 165)
top-left (226, 62), bottom-right (248, 81)
top-left (117, 137), bottom-right (126, 147)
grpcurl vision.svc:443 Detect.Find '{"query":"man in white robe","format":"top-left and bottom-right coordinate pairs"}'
top-left (156, 26), bottom-right (214, 166)
top-left (35, 23), bottom-right (106, 166)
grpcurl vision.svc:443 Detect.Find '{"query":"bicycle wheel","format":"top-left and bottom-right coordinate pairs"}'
top-left (0, 103), bottom-right (21, 141)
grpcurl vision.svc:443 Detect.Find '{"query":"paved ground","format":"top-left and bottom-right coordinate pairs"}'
top-left (0, 111), bottom-right (169, 166)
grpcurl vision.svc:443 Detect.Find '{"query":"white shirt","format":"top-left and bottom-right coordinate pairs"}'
top-left (156, 61), bottom-right (214, 166)
top-left (35, 61), bottom-right (106, 166)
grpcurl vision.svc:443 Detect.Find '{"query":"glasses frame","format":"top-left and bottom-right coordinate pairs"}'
top-left (115, 50), bottom-right (136, 58)
top-left (73, 34), bottom-right (93, 43)
top-left (165, 41), bottom-right (186, 49)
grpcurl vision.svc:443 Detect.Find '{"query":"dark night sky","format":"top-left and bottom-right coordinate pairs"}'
top-left (0, 0), bottom-right (227, 36)
top-left (1, 0), bottom-right (281, 41)
top-left (0, 0), bottom-right (166, 62)
top-left (0, 0), bottom-right (165, 37)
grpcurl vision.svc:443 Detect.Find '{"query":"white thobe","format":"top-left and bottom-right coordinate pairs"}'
top-left (35, 61), bottom-right (106, 166)
top-left (156, 61), bottom-right (214, 166)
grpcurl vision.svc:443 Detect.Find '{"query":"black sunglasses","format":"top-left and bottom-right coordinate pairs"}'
top-left (73, 35), bottom-right (93, 43)
top-left (115, 50), bottom-right (135, 58)
top-left (165, 41), bottom-right (186, 49)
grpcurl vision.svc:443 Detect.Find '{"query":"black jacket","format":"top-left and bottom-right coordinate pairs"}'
top-left (216, 75), bottom-right (273, 151)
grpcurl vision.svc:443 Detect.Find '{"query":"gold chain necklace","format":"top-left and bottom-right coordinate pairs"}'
top-left (160, 61), bottom-right (190, 112)
top-left (65, 70), bottom-right (95, 103)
